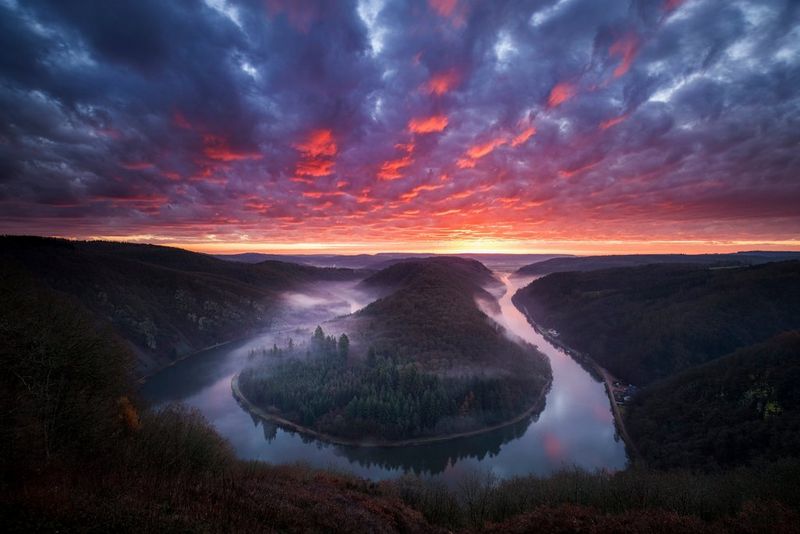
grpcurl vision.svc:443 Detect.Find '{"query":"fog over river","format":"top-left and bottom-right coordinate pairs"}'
top-left (141, 269), bottom-right (627, 481)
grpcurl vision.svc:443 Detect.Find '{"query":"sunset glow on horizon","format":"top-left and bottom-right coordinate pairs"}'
top-left (1, 0), bottom-right (799, 255)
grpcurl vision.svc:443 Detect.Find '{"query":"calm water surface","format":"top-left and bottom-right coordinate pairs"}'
top-left (140, 272), bottom-right (628, 481)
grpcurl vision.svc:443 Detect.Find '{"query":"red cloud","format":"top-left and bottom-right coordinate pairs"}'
top-left (610, 33), bottom-right (639, 78)
top-left (547, 82), bottom-right (576, 108)
top-left (378, 155), bottom-right (414, 180)
top-left (429, 0), bottom-right (456, 17)
top-left (265, 0), bottom-right (318, 32)
top-left (422, 70), bottom-right (460, 95)
top-left (296, 159), bottom-right (335, 177)
top-left (202, 135), bottom-right (263, 161)
top-left (511, 126), bottom-right (536, 147)
top-left (294, 129), bottom-right (337, 158)
top-left (559, 159), bottom-right (602, 178)
top-left (456, 158), bottom-right (476, 169)
top-left (408, 114), bottom-right (449, 134)
top-left (173, 111), bottom-right (191, 129)
top-left (120, 161), bottom-right (154, 170)
top-left (294, 129), bottom-right (337, 177)
top-left (664, 0), bottom-right (684, 11)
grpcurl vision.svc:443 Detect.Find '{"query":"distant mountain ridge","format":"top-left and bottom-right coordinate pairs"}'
top-left (218, 251), bottom-right (569, 270)
top-left (0, 236), bottom-right (364, 376)
top-left (514, 251), bottom-right (800, 276)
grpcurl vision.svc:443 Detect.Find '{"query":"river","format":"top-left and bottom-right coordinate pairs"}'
top-left (140, 271), bottom-right (628, 481)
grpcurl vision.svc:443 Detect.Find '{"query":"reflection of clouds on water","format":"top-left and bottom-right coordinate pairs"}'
top-left (542, 432), bottom-right (565, 461)
top-left (141, 271), bottom-right (628, 483)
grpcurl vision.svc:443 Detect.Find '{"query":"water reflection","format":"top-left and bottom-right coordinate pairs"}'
top-left (140, 275), bottom-right (628, 481)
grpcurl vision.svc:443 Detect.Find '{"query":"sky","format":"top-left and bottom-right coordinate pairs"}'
top-left (1, 0), bottom-right (799, 255)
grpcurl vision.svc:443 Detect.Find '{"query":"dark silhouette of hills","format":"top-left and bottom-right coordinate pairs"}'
top-left (0, 236), bottom-right (364, 376)
top-left (514, 261), bottom-right (800, 386)
top-left (514, 251), bottom-right (800, 276)
top-left (627, 332), bottom-right (800, 469)
top-left (3, 241), bottom-right (799, 530)
top-left (514, 260), bottom-right (800, 469)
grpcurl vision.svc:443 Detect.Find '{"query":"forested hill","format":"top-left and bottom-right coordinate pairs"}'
top-left (356, 257), bottom-right (521, 370)
top-left (514, 251), bottom-right (800, 276)
top-left (513, 261), bottom-right (800, 386)
top-left (626, 332), bottom-right (800, 469)
top-left (0, 236), bottom-right (364, 376)
top-left (239, 257), bottom-right (551, 441)
top-left (360, 256), bottom-right (501, 297)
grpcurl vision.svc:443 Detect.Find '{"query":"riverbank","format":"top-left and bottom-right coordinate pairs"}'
top-left (231, 371), bottom-right (552, 448)
top-left (515, 303), bottom-right (642, 463)
top-left (136, 338), bottom-right (240, 385)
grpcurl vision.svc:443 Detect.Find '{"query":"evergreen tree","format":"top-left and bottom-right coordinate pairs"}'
top-left (338, 333), bottom-right (350, 360)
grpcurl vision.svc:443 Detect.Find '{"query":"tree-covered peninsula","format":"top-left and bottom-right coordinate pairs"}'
top-left (238, 258), bottom-right (551, 442)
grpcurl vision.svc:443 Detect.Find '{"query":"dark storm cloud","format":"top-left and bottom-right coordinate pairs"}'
top-left (0, 0), bottom-right (798, 246)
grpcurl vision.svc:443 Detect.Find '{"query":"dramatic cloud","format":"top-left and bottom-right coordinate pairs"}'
top-left (0, 0), bottom-right (798, 253)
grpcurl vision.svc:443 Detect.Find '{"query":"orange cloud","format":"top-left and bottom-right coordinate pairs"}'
top-left (422, 70), bottom-right (460, 95)
top-left (395, 142), bottom-right (415, 153)
top-left (599, 114), bottom-right (628, 130)
top-left (408, 114), bottom-right (449, 134)
top-left (378, 155), bottom-right (414, 180)
top-left (610, 33), bottom-right (639, 78)
top-left (302, 191), bottom-right (345, 199)
top-left (466, 137), bottom-right (507, 159)
top-left (511, 126), bottom-right (536, 147)
top-left (203, 135), bottom-right (263, 161)
top-left (547, 82), bottom-right (576, 108)
top-left (399, 183), bottom-right (443, 201)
